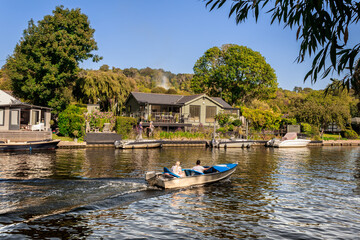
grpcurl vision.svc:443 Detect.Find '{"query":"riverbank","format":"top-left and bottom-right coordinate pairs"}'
top-left (56, 139), bottom-right (360, 148)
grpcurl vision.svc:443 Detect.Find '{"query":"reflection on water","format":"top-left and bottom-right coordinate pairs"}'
top-left (0, 147), bottom-right (360, 239)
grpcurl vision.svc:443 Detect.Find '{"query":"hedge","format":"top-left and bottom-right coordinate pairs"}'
top-left (58, 105), bottom-right (87, 138)
top-left (115, 117), bottom-right (137, 138)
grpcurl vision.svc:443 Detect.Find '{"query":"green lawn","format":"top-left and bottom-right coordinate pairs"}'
top-left (52, 134), bottom-right (76, 142)
top-left (321, 133), bottom-right (345, 140)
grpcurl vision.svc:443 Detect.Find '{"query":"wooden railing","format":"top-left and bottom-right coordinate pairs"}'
top-left (128, 111), bottom-right (190, 123)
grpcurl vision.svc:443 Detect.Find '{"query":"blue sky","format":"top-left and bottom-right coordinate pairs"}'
top-left (1, 0), bottom-right (359, 90)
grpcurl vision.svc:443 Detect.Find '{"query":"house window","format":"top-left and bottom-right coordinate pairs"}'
top-left (189, 105), bottom-right (200, 122)
top-left (224, 109), bottom-right (238, 115)
top-left (41, 111), bottom-right (46, 127)
top-left (206, 106), bottom-right (216, 123)
top-left (10, 110), bottom-right (19, 125)
top-left (32, 110), bottom-right (40, 125)
top-left (0, 108), bottom-right (4, 126)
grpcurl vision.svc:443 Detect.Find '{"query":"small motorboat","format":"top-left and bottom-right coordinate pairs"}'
top-left (210, 138), bottom-right (253, 148)
top-left (145, 163), bottom-right (238, 189)
top-left (114, 139), bottom-right (162, 149)
top-left (0, 139), bottom-right (60, 151)
top-left (266, 132), bottom-right (311, 148)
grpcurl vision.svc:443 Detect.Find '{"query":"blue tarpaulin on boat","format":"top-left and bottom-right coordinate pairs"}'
top-left (163, 167), bottom-right (180, 178)
top-left (212, 163), bottom-right (237, 173)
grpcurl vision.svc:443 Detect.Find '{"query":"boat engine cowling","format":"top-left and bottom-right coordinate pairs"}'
top-left (145, 171), bottom-right (156, 181)
top-left (266, 138), bottom-right (275, 147)
top-left (114, 140), bottom-right (123, 148)
top-left (210, 138), bottom-right (218, 148)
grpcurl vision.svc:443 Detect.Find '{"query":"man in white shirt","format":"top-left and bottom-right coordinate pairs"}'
top-left (192, 160), bottom-right (210, 173)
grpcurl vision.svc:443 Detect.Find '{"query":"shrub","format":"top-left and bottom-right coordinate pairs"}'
top-left (216, 127), bottom-right (227, 134)
top-left (232, 119), bottom-right (242, 127)
top-left (58, 105), bottom-right (87, 138)
top-left (301, 123), bottom-right (321, 139)
top-left (115, 117), bottom-right (137, 139)
top-left (342, 129), bottom-right (358, 139)
top-left (159, 131), bottom-right (207, 139)
top-left (151, 86), bottom-right (167, 94)
top-left (301, 123), bottom-right (312, 135)
top-left (214, 113), bottom-right (231, 127)
top-left (86, 110), bottom-right (115, 131)
top-left (166, 88), bottom-right (178, 94)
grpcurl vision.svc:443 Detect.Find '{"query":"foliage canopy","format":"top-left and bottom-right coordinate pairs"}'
top-left (191, 44), bottom-right (277, 106)
top-left (205, 0), bottom-right (360, 91)
top-left (290, 90), bottom-right (352, 132)
top-left (5, 6), bottom-right (101, 112)
top-left (242, 106), bottom-right (282, 131)
top-left (58, 104), bottom-right (87, 138)
top-left (74, 70), bottom-right (135, 113)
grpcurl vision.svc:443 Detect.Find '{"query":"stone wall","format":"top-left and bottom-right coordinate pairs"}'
top-left (0, 131), bottom-right (52, 142)
top-left (84, 132), bottom-right (122, 144)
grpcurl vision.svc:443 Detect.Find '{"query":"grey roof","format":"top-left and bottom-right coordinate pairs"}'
top-left (211, 97), bottom-right (233, 108)
top-left (129, 92), bottom-right (235, 108)
top-left (0, 90), bottom-right (51, 109)
top-left (0, 102), bottom-right (52, 110)
top-left (131, 92), bottom-right (183, 105)
top-left (0, 90), bottom-right (21, 105)
top-left (176, 94), bottom-right (204, 104)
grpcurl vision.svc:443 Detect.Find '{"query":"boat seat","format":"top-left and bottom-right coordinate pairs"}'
top-left (163, 167), bottom-right (180, 178)
top-left (184, 169), bottom-right (204, 176)
top-left (204, 167), bottom-right (219, 174)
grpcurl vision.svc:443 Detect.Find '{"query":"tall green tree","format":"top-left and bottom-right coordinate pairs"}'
top-left (5, 6), bottom-right (101, 112)
top-left (291, 90), bottom-right (352, 134)
top-left (205, 0), bottom-right (360, 90)
top-left (191, 44), bottom-right (277, 105)
top-left (74, 70), bottom-right (135, 113)
top-left (242, 106), bottom-right (282, 131)
top-left (0, 69), bottom-right (11, 90)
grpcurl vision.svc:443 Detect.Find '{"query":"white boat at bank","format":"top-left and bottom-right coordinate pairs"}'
top-left (266, 132), bottom-right (311, 148)
top-left (114, 139), bottom-right (162, 149)
top-left (210, 138), bottom-right (253, 148)
top-left (145, 163), bottom-right (238, 189)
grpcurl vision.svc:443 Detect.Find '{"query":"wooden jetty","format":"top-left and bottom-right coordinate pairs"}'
top-left (56, 138), bottom-right (360, 149)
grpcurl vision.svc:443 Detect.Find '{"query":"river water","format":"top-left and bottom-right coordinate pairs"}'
top-left (0, 146), bottom-right (359, 239)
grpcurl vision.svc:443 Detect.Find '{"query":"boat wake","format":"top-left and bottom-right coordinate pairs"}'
top-left (0, 178), bottom-right (161, 228)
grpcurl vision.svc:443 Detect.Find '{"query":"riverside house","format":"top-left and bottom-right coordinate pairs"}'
top-left (124, 92), bottom-right (243, 130)
top-left (0, 90), bottom-right (52, 141)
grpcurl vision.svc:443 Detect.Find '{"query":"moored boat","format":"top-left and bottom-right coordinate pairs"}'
top-left (145, 163), bottom-right (238, 189)
top-left (0, 139), bottom-right (60, 151)
top-left (114, 139), bottom-right (162, 149)
top-left (210, 138), bottom-right (253, 148)
top-left (266, 132), bottom-right (310, 148)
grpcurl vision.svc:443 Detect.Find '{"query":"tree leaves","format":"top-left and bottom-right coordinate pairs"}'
top-left (5, 6), bottom-right (101, 113)
top-left (191, 44), bottom-right (277, 106)
top-left (204, 0), bottom-right (360, 90)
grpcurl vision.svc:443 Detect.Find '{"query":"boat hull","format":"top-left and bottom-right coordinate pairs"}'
top-left (210, 139), bottom-right (252, 148)
top-left (114, 140), bottom-right (162, 149)
top-left (0, 140), bottom-right (60, 151)
top-left (216, 140), bottom-right (253, 148)
top-left (269, 139), bottom-right (311, 148)
top-left (146, 163), bottom-right (237, 189)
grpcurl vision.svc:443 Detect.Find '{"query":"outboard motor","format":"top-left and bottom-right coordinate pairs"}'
top-left (210, 138), bottom-right (218, 148)
top-left (266, 138), bottom-right (275, 147)
top-left (114, 140), bottom-right (122, 149)
top-left (145, 171), bottom-right (156, 181)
